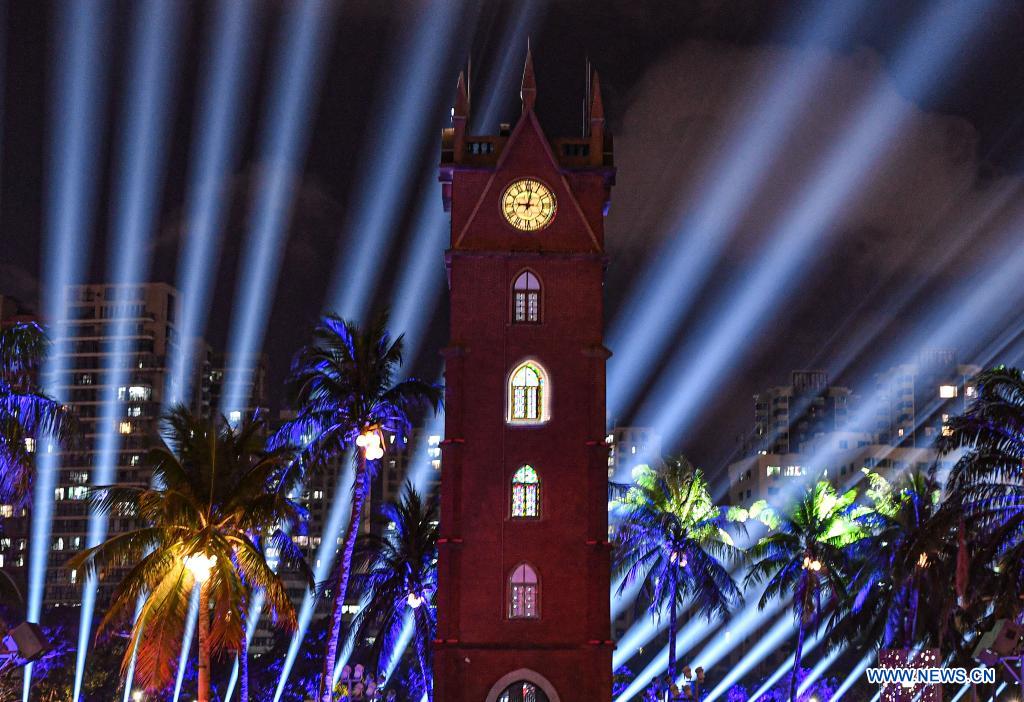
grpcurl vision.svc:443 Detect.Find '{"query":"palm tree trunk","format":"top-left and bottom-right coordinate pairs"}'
top-left (906, 581), bottom-right (920, 648)
top-left (414, 628), bottom-right (432, 702)
top-left (320, 452), bottom-right (369, 702)
top-left (788, 617), bottom-right (806, 702)
top-left (240, 620), bottom-right (249, 702)
top-left (198, 582), bottom-right (211, 702)
top-left (668, 594), bottom-right (678, 684)
top-left (788, 575), bottom-right (808, 702)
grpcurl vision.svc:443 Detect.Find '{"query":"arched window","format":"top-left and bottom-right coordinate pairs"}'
top-left (509, 563), bottom-right (539, 619)
top-left (508, 361), bottom-right (548, 424)
top-left (512, 271), bottom-right (541, 323)
top-left (511, 465), bottom-right (540, 518)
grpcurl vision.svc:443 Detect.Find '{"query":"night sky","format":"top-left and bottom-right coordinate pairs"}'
top-left (3, 0), bottom-right (1024, 476)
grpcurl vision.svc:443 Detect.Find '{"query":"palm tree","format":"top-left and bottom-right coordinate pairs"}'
top-left (272, 312), bottom-right (441, 702)
top-left (0, 321), bottom-right (72, 507)
top-left (832, 470), bottom-right (957, 652)
top-left (612, 459), bottom-right (743, 682)
top-left (745, 480), bottom-right (865, 702)
top-left (941, 366), bottom-right (1024, 622)
top-left (352, 483), bottom-right (438, 700)
top-left (69, 407), bottom-right (310, 701)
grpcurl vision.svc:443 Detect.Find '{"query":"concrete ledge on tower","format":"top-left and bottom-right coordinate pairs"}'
top-left (581, 344), bottom-right (612, 359)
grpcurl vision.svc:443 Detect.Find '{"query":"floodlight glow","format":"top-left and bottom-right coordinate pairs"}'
top-left (327, 0), bottom-right (461, 323)
top-left (172, 588), bottom-right (201, 702)
top-left (613, 614), bottom-right (717, 702)
top-left (685, 589), bottom-right (785, 674)
top-left (74, 2), bottom-right (183, 699)
top-left (606, 0), bottom-right (867, 420)
top-left (24, 3), bottom-right (108, 699)
top-left (387, 167), bottom-right (449, 364)
top-left (220, 0), bottom-right (336, 416)
top-left (828, 652), bottom-right (874, 702)
top-left (384, 610), bottom-right (416, 681)
top-left (611, 571), bottom-right (643, 620)
top-left (166, 0), bottom-right (258, 406)
top-left (639, 0), bottom-right (996, 449)
top-left (274, 455), bottom-right (356, 701)
top-left (739, 626), bottom-right (827, 702)
top-left (798, 221), bottom-right (1024, 484)
top-left (613, 616), bottom-right (666, 669)
top-left (797, 645), bottom-right (845, 696)
top-left (121, 596), bottom-right (147, 702)
top-left (700, 615), bottom-right (796, 701)
top-left (223, 590), bottom-right (266, 702)
top-left (470, 0), bottom-right (542, 134)
top-left (403, 390), bottom-right (445, 495)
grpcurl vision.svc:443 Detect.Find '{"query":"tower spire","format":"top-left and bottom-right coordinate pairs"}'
top-left (452, 70), bottom-right (469, 163)
top-left (521, 41), bottom-right (537, 112)
top-left (588, 68), bottom-right (605, 165)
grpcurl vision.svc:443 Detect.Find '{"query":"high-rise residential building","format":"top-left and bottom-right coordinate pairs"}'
top-left (872, 350), bottom-right (980, 447)
top-left (751, 370), bottom-right (852, 455)
top-left (205, 352), bottom-right (269, 423)
top-left (372, 427), bottom-right (443, 511)
top-left (606, 426), bottom-right (663, 484)
top-left (0, 300), bottom-right (40, 595)
top-left (38, 282), bottom-right (198, 606)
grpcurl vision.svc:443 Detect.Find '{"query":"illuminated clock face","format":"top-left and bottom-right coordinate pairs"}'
top-left (501, 178), bottom-right (556, 231)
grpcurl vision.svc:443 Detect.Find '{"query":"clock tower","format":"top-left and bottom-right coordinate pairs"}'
top-left (435, 49), bottom-right (615, 702)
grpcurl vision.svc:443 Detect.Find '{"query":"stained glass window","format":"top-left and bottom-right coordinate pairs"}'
top-left (509, 563), bottom-right (539, 619)
top-left (511, 465), bottom-right (540, 518)
top-left (509, 362), bottom-right (547, 424)
top-left (513, 271), bottom-right (541, 323)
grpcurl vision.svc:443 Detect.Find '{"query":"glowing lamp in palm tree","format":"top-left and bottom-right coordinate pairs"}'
top-left (184, 553), bottom-right (217, 584)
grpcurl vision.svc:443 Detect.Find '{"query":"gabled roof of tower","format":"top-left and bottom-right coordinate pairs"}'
top-left (452, 105), bottom-right (602, 253)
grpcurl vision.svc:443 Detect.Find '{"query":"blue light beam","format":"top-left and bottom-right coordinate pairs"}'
top-left (220, 0), bottom-right (337, 417)
top-left (166, 0), bottom-right (259, 407)
top-left (24, 3), bottom-right (108, 698)
top-left (605, 0), bottom-right (867, 420)
top-left (327, 0), bottom-right (463, 323)
top-left (274, 456), bottom-right (356, 701)
top-left (829, 652), bottom-right (874, 702)
top-left (74, 2), bottom-right (182, 699)
top-left (640, 0), bottom-right (996, 449)
top-left (172, 588), bottom-right (202, 702)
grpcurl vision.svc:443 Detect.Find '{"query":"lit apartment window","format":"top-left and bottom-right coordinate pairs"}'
top-left (965, 385), bottom-right (977, 398)
top-left (119, 421), bottom-right (132, 435)
top-left (939, 385), bottom-right (958, 399)
top-left (229, 410), bottom-right (242, 425)
top-left (24, 437), bottom-right (35, 453)
top-left (0, 505), bottom-right (13, 518)
top-left (784, 465), bottom-right (804, 477)
top-left (766, 465), bottom-right (781, 477)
